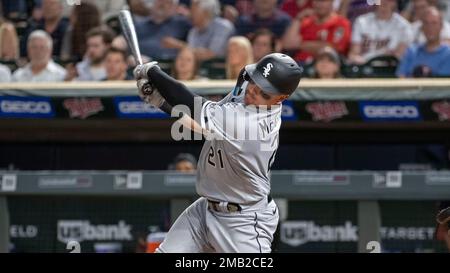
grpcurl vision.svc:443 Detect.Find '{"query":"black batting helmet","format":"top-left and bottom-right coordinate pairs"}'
top-left (245, 53), bottom-right (303, 96)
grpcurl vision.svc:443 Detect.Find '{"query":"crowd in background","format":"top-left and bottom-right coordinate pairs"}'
top-left (0, 0), bottom-right (450, 83)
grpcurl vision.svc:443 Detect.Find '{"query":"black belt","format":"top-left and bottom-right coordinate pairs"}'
top-left (208, 200), bottom-right (241, 212)
top-left (208, 195), bottom-right (273, 213)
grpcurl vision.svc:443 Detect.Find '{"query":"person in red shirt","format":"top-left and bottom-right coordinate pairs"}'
top-left (281, 0), bottom-right (314, 19)
top-left (282, 0), bottom-right (351, 63)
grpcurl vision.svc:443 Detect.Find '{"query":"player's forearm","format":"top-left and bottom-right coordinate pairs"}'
top-left (147, 66), bottom-right (206, 117)
top-left (160, 102), bottom-right (173, 115)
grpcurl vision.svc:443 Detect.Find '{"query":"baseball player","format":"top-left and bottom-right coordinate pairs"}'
top-left (134, 53), bottom-right (302, 253)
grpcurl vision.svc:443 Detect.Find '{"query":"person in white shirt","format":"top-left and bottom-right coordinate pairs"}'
top-left (74, 26), bottom-right (114, 81)
top-left (348, 0), bottom-right (413, 64)
top-left (409, 0), bottom-right (450, 45)
top-left (12, 30), bottom-right (66, 82)
top-left (0, 64), bottom-right (11, 82)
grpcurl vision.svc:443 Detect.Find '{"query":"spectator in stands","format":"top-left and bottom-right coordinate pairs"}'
top-left (402, 0), bottom-right (429, 22)
top-left (221, 0), bottom-right (255, 24)
top-left (251, 28), bottom-right (277, 61)
top-left (348, 0), bottom-right (412, 64)
top-left (0, 0), bottom-right (42, 21)
top-left (111, 35), bottom-right (152, 67)
top-left (314, 46), bottom-right (341, 79)
top-left (0, 63), bottom-right (10, 82)
top-left (0, 2), bottom-right (19, 59)
top-left (159, 0), bottom-right (235, 61)
top-left (337, 0), bottom-right (376, 22)
top-left (226, 36), bottom-right (253, 79)
top-left (28, 1), bottom-right (43, 21)
top-left (172, 47), bottom-right (201, 81)
top-left (22, 0), bottom-right (69, 57)
top-left (0, 0), bottom-right (29, 20)
top-left (60, 1), bottom-right (101, 62)
top-left (396, 7), bottom-right (450, 78)
top-left (280, 0), bottom-right (314, 20)
top-left (282, 0), bottom-right (351, 63)
top-left (127, 0), bottom-right (152, 24)
top-left (188, 0), bottom-right (235, 61)
top-left (135, 0), bottom-right (191, 60)
top-left (168, 153), bottom-right (197, 172)
top-left (72, 26), bottom-right (114, 81)
top-left (103, 47), bottom-right (132, 81)
top-left (12, 30), bottom-right (66, 82)
top-left (408, 0), bottom-right (450, 45)
top-left (235, 0), bottom-right (291, 39)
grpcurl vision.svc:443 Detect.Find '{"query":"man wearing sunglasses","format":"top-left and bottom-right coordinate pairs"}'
top-left (134, 53), bottom-right (302, 252)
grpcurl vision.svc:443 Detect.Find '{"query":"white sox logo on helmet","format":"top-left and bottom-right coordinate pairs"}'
top-left (263, 63), bottom-right (274, 78)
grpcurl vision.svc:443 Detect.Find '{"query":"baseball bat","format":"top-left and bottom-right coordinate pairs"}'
top-left (118, 10), bottom-right (173, 114)
top-left (119, 10), bottom-right (143, 65)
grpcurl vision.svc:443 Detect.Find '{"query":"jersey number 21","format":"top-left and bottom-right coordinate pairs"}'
top-left (207, 147), bottom-right (224, 169)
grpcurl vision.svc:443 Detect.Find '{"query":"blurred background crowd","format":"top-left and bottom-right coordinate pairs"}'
top-left (0, 0), bottom-right (449, 83)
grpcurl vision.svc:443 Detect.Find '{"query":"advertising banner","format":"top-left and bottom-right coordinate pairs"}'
top-left (8, 196), bottom-right (170, 253)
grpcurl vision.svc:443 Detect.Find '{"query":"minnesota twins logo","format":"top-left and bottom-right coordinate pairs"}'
top-left (263, 63), bottom-right (274, 78)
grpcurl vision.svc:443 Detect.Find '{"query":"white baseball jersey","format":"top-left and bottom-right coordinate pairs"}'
top-left (156, 81), bottom-right (281, 253)
top-left (352, 12), bottom-right (413, 60)
top-left (411, 20), bottom-right (450, 44)
top-left (196, 81), bottom-right (282, 204)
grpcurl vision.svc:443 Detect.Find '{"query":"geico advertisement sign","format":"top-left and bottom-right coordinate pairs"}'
top-left (57, 220), bottom-right (132, 243)
top-left (281, 221), bottom-right (436, 247)
top-left (114, 96), bottom-right (167, 118)
top-left (0, 96), bottom-right (54, 118)
top-left (359, 101), bottom-right (421, 121)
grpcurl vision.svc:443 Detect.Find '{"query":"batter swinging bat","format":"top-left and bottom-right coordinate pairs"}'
top-left (119, 10), bottom-right (143, 65)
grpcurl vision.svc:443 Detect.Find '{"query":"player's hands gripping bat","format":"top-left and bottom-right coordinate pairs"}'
top-left (134, 61), bottom-right (160, 101)
top-left (136, 79), bottom-right (166, 108)
top-left (119, 10), bottom-right (174, 115)
top-left (133, 61), bottom-right (159, 81)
